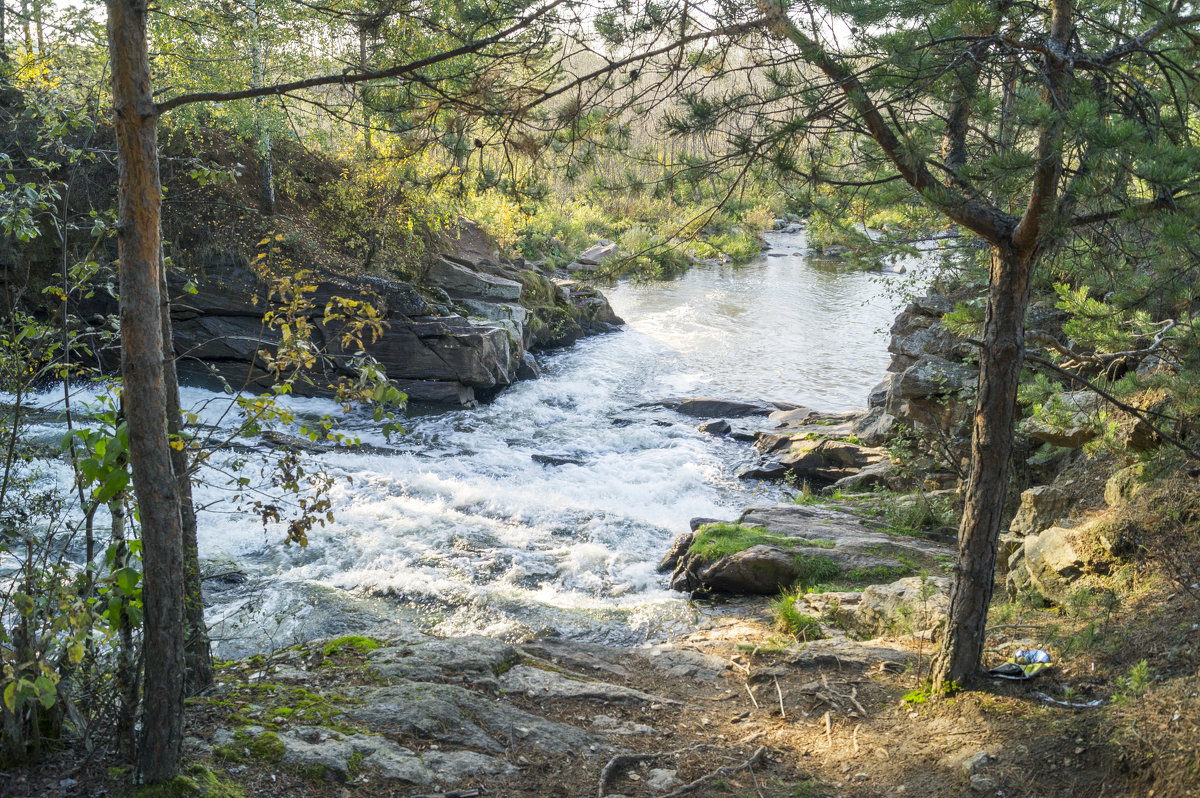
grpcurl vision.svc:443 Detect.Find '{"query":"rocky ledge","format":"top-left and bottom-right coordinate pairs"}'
top-left (145, 247), bottom-right (622, 408)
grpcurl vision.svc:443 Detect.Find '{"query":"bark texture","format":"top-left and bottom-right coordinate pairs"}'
top-left (107, 0), bottom-right (185, 782)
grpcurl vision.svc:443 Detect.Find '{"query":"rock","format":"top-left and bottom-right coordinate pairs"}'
top-left (426, 257), bottom-right (524, 300)
top-left (891, 355), bottom-right (976, 401)
top-left (646, 769), bottom-right (684, 791)
top-left (1104, 464), bottom-right (1143, 506)
top-left (769, 406), bottom-right (817, 425)
top-left (658, 531), bottom-right (696, 572)
top-left (698, 419), bottom-right (732, 436)
top-left (1009, 485), bottom-right (1071, 537)
top-left (970, 774), bottom-right (1000, 792)
top-left (577, 241), bottom-right (619, 265)
top-left (691, 545), bottom-right (805, 595)
top-left (566, 261), bottom-right (598, 272)
top-left (346, 681), bottom-right (607, 756)
top-left (647, 397), bottom-right (779, 418)
top-left (532, 453), bottom-right (586, 466)
top-left (499, 665), bottom-right (675, 704)
top-left (367, 635), bottom-right (520, 685)
top-left (1020, 391), bottom-right (1106, 448)
top-left (850, 407), bottom-right (896, 446)
top-left (849, 576), bottom-right (951, 637)
top-left (1024, 525), bottom-right (1087, 601)
top-left (591, 715), bottom-right (658, 736)
top-left (669, 505), bottom-right (952, 596)
top-left (736, 461), bottom-right (791, 481)
top-left (832, 460), bottom-right (903, 492)
top-left (778, 439), bottom-right (889, 485)
top-left (962, 751), bottom-right (991, 775)
top-left (639, 646), bottom-right (729, 680)
top-left (867, 375), bottom-right (895, 409)
top-left (517, 352), bottom-right (541, 380)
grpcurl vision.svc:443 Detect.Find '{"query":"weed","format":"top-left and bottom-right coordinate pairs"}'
top-left (769, 591), bottom-right (825, 641)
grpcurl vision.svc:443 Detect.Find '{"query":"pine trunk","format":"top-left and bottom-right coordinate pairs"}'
top-left (933, 243), bottom-right (1032, 688)
top-left (158, 257), bottom-right (213, 693)
top-left (106, 0), bottom-right (185, 782)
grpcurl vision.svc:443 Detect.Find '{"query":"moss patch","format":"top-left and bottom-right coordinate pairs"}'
top-left (134, 765), bottom-right (246, 798)
top-left (322, 635), bottom-right (381, 657)
top-left (691, 522), bottom-right (835, 559)
top-left (215, 728), bottom-right (285, 764)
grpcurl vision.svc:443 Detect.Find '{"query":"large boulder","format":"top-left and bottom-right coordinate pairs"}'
top-left (849, 576), bottom-right (951, 637)
top-left (425, 257), bottom-right (524, 300)
top-left (1009, 485), bottom-right (1071, 537)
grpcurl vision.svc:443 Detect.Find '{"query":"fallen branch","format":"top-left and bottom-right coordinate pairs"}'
top-left (597, 744), bottom-right (710, 797)
top-left (774, 676), bottom-right (786, 719)
top-left (657, 746), bottom-right (770, 798)
top-left (745, 683), bottom-right (760, 709)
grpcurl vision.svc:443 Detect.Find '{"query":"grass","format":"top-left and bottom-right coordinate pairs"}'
top-left (690, 522), bottom-right (835, 559)
top-left (792, 553), bottom-right (843, 587)
top-left (769, 591), bottom-right (825, 641)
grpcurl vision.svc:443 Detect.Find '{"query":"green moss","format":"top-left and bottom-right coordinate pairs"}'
top-left (322, 635), bottom-right (381, 657)
top-left (691, 522), bottom-right (835, 559)
top-left (134, 765), bottom-right (245, 798)
top-left (214, 728), bottom-right (285, 764)
top-left (346, 751), bottom-right (365, 781)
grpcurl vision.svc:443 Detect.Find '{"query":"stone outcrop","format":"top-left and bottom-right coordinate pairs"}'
top-left (165, 248), bottom-right (622, 407)
top-left (663, 504), bottom-right (952, 596)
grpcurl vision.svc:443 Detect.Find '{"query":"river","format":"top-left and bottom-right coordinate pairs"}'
top-left (17, 230), bottom-right (927, 657)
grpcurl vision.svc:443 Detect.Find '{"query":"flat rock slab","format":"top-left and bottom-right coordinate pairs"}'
top-left (346, 680), bottom-right (611, 756)
top-left (499, 664), bottom-right (678, 705)
top-left (367, 634), bottom-right (521, 686)
top-left (275, 725), bottom-right (515, 785)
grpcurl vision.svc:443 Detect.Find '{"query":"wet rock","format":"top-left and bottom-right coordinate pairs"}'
top-left (699, 419), bottom-right (732, 436)
top-left (735, 461), bottom-right (791, 481)
top-left (532, 453), bottom-right (586, 466)
top-left (517, 352), bottom-right (541, 380)
top-left (647, 397), bottom-right (780, 418)
top-left (658, 531), bottom-right (696, 572)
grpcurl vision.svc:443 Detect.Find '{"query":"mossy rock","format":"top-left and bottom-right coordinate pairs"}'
top-left (134, 765), bottom-right (246, 798)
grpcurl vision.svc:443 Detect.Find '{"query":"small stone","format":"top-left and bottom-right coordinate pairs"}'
top-left (970, 774), bottom-right (999, 792)
top-left (646, 769), bottom-right (683, 791)
top-left (962, 751), bottom-right (991, 775)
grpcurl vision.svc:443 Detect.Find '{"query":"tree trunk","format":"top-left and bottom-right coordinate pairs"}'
top-left (106, 0), bottom-right (185, 782)
top-left (360, 27), bottom-right (372, 155)
top-left (248, 0), bottom-right (274, 215)
top-left (158, 255), bottom-right (212, 693)
top-left (932, 242), bottom-right (1033, 689)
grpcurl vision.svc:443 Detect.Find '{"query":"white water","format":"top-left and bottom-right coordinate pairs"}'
top-left (13, 231), bottom-right (929, 656)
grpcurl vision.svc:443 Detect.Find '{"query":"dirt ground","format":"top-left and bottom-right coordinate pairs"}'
top-left (5, 582), bottom-right (1198, 798)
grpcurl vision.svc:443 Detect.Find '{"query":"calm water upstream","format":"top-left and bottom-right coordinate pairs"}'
top-left (19, 230), bottom-right (929, 656)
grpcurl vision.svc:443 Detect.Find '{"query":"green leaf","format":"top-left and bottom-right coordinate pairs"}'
top-left (114, 566), bottom-right (140, 596)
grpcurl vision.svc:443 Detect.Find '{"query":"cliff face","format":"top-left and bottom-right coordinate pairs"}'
top-left (0, 119), bottom-right (622, 407)
top-left (161, 246), bottom-right (622, 407)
